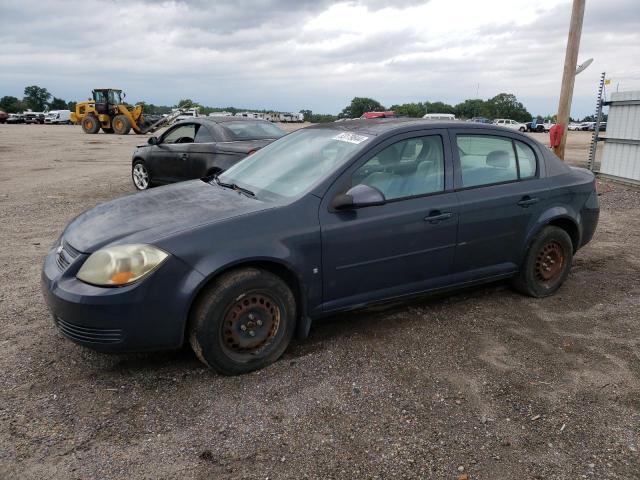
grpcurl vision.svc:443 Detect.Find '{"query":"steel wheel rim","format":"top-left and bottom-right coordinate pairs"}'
top-left (535, 241), bottom-right (565, 283)
top-left (220, 291), bottom-right (282, 361)
top-left (133, 164), bottom-right (149, 189)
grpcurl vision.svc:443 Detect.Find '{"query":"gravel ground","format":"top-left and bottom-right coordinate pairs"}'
top-left (0, 125), bottom-right (638, 479)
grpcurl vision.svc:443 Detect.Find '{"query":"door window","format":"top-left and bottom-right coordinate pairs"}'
top-left (352, 135), bottom-right (445, 200)
top-left (194, 125), bottom-right (215, 143)
top-left (457, 135), bottom-right (517, 187)
top-left (163, 124), bottom-right (196, 144)
top-left (515, 140), bottom-right (537, 178)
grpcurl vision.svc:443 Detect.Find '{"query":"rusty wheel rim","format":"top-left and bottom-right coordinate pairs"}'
top-left (114, 119), bottom-right (123, 131)
top-left (221, 292), bottom-right (281, 358)
top-left (534, 241), bottom-right (565, 283)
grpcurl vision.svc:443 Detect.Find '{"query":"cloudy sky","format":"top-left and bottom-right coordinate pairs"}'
top-left (1, 0), bottom-right (639, 117)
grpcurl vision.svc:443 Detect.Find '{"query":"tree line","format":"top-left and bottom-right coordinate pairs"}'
top-left (0, 86), bottom-right (594, 123)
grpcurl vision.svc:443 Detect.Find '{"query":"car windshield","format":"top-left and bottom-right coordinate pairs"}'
top-left (223, 121), bottom-right (286, 140)
top-left (217, 128), bottom-right (371, 199)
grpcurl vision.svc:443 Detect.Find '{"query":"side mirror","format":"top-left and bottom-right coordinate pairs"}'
top-left (148, 136), bottom-right (158, 145)
top-left (331, 184), bottom-right (385, 210)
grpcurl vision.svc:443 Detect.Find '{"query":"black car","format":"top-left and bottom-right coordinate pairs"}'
top-left (24, 112), bottom-right (45, 124)
top-left (131, 117), bottom-right (286, 190)
top-left (43, 119), bottom-right (599, 375)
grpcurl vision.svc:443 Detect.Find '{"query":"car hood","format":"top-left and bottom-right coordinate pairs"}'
top-left (63, 180), bottom-right (273, 253)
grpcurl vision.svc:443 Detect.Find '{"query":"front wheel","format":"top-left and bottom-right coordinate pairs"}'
top-left (512, 226), bottom-right (573, 297)
top-left (189, 268), bottom-right (296, 375)
top-left (112, 114), bottom-right (131, 135)
top-left (132, 160), bottom-right (152, 190)
top-left (81, 115), bottom-right (100, 134)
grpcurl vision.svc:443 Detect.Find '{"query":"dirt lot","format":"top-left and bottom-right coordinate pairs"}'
top-left (0, 124), bottom-right (638, 479)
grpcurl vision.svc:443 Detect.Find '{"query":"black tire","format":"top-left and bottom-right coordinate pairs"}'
top-left (512, 226), bottom-right (574, 298)
top-left (102, 127), bottom-right (114, 134)
top-left (519, 126), bottom-right (526, 132)
top-left (132, 159), bottom-right (153, 190)
top-left (81, 115), bottom-right (100, 134)
top-left (189, 268), bottom-right (296, 375)
top-left (112, 114), bottom-right (131, 135)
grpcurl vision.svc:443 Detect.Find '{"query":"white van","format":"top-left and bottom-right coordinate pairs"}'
top-left (423, 113), bottom-right (456, 121)
top-left (44, 110), bottom-right (71, 124)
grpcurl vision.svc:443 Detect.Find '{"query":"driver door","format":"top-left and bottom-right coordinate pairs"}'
top-left (149, 123), bottom-right (198, 183)
top-left (318, 130), bottom-right (459, 312)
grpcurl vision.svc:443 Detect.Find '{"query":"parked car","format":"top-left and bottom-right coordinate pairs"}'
top-left (6, 113), bottom-right (24, 124)
top-left (588, 122), bottom-right (607, 132)
top-left (424, 113), bottom-right (456, 120)
top-left (469, 117), bottom-right (491, 123)
top-left (568, 123), bottom-right (583, 131)
top-left (23, 112), bottom-right (45, 124)
top-left (131, 117), bottom-right (286, 190)
top-left (0, 110), bottom-right (7, 124)
top-left (44, 110), bottom-right (72, 124)
top-left (42, 119), bottom-right (599, 375)
top-left (493, 118), bottom-right (527, 132)
top-left (580, 122), bottom-right (595, 131)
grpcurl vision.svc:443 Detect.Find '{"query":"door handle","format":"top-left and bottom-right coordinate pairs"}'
top-left (424, 211), bottom-right (452, 224)
top-left (517, 196), bottom-right (539, 208)
top-left (180, 153), bottom-right (188, 161)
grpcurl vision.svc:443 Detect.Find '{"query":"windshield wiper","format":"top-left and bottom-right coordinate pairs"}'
top-left (213, 175), bottom-right (255, 197)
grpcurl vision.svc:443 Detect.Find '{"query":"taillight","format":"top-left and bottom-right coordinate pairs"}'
top-left (247, 149), bottom-right (257, 156)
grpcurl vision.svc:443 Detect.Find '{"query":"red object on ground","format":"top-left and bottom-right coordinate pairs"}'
top-left (549, 123), bottom-right (564, 147)
top-left (361, 111), bottom-right (396, 119)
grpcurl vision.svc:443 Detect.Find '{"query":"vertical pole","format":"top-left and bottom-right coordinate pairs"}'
top-left (554, 0), bottom-right (586, 160)
top-left (587, 72), bottom-right (605, 171)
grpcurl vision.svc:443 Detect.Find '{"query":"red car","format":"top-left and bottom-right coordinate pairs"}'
top-left (0, 110), bottom-right (7, 124)
top-left (360, 111), bottom-right (396, 119)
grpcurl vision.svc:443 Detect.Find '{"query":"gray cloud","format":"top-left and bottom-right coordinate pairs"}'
top-left (0, 0), bottom-right (638, 117)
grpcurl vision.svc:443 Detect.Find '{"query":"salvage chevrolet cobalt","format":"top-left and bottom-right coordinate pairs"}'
top-left (42, 119), bottom-right (599, 375)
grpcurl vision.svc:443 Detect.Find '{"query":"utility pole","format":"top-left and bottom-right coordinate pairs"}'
top-left (554, 0), bottom-right (586, 160)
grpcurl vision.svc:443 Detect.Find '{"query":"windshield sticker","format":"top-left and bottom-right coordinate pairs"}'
top-left (332, 132), bottom-right (369, 144)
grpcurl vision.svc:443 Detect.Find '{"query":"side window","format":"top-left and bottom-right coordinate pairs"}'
top-left (457, 135), bottom-right (517, 187)
top-left (352, 135), bottom-right (445, 200)
top-left (194, 125), bottom-right (215, 143)
top-left (515, 141), bottom-right (537, 178)
top-left (163, 124), bottom-right (196, 144)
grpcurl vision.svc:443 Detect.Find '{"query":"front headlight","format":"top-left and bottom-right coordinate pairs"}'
top-left (76, 244), bottom-right (169, 287)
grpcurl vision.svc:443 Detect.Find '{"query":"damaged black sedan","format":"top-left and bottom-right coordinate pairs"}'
top-left (131, 117), bottom-right (286, 190)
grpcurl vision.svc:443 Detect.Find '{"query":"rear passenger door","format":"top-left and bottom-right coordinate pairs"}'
top-left (319, 130), bottom-right (459, 311)
top-left (451, 129), bottom-right (548, 276)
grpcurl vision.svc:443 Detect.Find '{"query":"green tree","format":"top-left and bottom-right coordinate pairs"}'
top-left (454, 99), bottom-right (488, 119)
top-left (299, 109), bottom-right (313, 122)
top-left (425, 101), bottom-right (455, 115)
top-left (176, 98), bottom-right (201, 110)
top-left (486, 93), bottom-right (531, 122)
top-left (390, 102), bottom-right (426, 118)
top-left (0, 95), bottom-right (24, 113)
top-left (67, 101), bottom-right (77, 112)
top-left (23, 85), bottom-right (51, 111)
top-left (49, 97), bottom-right (68, 110)
top-left (340, 97), bottom-right (385, 118)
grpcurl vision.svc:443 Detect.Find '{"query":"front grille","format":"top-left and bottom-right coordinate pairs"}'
top-left (55, 317), bottom-right (123, 345)
top-left (56, 239), bottom-right (81, 271)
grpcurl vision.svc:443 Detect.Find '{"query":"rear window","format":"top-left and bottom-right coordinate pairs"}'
top-left (223, 121), bottom-right (285, 140)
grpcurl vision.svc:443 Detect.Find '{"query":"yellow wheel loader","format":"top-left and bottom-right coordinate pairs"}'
top-left (70, 88), bottom-right (183, 135)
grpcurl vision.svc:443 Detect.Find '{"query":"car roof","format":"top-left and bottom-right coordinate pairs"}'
top-left (309, 118), bottom-right (510, 136)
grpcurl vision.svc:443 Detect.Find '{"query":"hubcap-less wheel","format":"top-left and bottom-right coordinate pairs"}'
top-left (132, 163), bottom-right (149, 190)
top-left (221, 292), bottom-right (281, 360)
top-left (535, 241), bottom-right (565, 284)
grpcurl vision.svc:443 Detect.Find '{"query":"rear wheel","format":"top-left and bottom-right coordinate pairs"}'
top-left (519, 126), bottom-right (526, 132)
top-left (81, 115), bottom-right (100, 134)
top-left (189, 268), bottom-right (296, 375)
top-left (512, 226), bottom-right (573, 297)
top-left (112, 114), bottom-right (131, 135)
top-left (132, 160), bottom-right (152, 190)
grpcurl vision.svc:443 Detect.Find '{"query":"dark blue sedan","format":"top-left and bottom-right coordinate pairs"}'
top-left (42, 119), bottom-right (599, 375)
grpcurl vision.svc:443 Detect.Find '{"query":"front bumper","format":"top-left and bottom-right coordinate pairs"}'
top-left (41, 241), bottom-right (204, 352)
